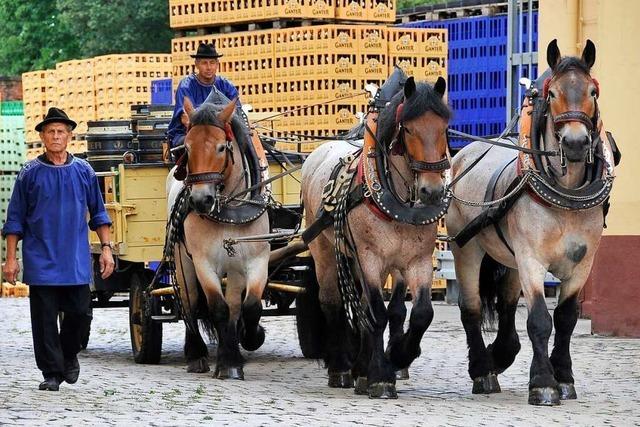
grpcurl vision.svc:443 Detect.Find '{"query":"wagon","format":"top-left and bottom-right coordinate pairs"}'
top-left (86, 151), bottom-right (319, 364)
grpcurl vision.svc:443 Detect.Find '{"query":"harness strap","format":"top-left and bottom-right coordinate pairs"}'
top-left (453, 157), bottom-right (522, 249)
top-left (184, 171), bottom-right (224, 185)
top-left (410, 157), bottom-right (451, 173)
top-left (301, 184), bottom-right (366, 245)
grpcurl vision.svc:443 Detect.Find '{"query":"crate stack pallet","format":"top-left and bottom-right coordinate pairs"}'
top-left (56, 59), bottom-right (96, 135)
top-left (170, 0), bottom-right (447, 151)
top-left (94, 54), bottom-right (173, 120)
top-left (0, 101), bottom-right (25, 283)
top-left (21, 70), bottom-right (48, 143)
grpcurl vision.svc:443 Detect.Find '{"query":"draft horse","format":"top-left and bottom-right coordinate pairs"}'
top-left (446, 40), bottom-right (618, 405)
top-left (166, 93), bottom-right (271, 379)
top-left (300, 76), bottom-right (451, 398)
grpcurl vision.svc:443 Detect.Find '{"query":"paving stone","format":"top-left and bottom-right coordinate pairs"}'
top-left (0, 298), bottom-right (639, 425)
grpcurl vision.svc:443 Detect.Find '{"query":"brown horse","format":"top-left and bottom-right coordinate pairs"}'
top-left (166, 95), bottom-right (270, 379)
top-left (300, 76), bottom-right (451, 398)
top-left (446, 40), bottom-right (616, 405)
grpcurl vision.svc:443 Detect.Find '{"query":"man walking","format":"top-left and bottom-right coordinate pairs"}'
top-left (167, 42), bottom-right (240, 149)
top-left (2, 107), bottom-right (115, 391)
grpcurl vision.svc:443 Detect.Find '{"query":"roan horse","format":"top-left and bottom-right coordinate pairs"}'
top-left (300, 76), bottom-right (451, 398)
top-left (446, 40), bottom-right (617, 405)
top-left (166, 94), bottom-right (270, 379)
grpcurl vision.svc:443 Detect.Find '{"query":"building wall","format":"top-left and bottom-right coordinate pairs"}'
top-left (540, 0), bottom-right (640, 236)
top-left (539, 0), bottom-right (640, 336)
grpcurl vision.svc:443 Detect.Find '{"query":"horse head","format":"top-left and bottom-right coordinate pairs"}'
top-left (545, 39), bottom-right (599, 164)
top-left (379, 76), bottom-right (451, 205)
top-left (183, 96), bottom-right (237, 214)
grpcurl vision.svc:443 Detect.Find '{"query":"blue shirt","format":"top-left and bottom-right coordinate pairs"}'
top-left (2, 155), bottom-right (112, 286)
top-left (167, 74), bottom-right (240, 147)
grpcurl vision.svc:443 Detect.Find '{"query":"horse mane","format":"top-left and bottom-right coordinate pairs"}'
top-left (554, 56), bottom-right (591, 76)
top-left (191, 91), bottom-right (252, 149)
top-left (376, 81), bottom-right (451, 146)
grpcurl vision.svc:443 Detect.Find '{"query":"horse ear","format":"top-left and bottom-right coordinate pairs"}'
top-left (183, 96), bottom-right (195, 117)
top-left (547, 39), bottom-right (561, 70)
top-left (581, 39), bottom-right (596, 69)
top-left (218, 98), bottom-right (237, 123)
top-left (433, 77), bottom-right (446, 98)
top-left (404, 77), bottom-right (416, 98)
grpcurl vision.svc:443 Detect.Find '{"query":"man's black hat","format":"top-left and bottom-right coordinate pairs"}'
top-left (35, 107), bottom-right (77, 132)
top-left (191, 43), bottom-right (223, 59)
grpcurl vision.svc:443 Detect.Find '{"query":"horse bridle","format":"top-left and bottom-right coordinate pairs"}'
top-left (543, 73), bottom-right (600, 167)
top-left (390, 101), bottom-right (451, 174)
top-left (183, 120), bottom-right (235, 187)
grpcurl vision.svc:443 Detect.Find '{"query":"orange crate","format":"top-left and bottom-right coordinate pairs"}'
top-left (389, 55), bottom-right (447, 83)
top-left (273, 26), bottom-right (358, 56)
top-left (368, 0), bottom-right (395, 22)
top-left (357, 26), bottom-right (388, 55)
top-left (388, 28), bottom-right (446, 56)
top-left (274, 53), bottom-right (358, 80)
top-left (335, 0), bottom-right (367, 21)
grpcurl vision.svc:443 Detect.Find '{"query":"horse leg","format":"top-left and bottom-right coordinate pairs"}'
top-left (194, 262), bottom-right (244, 380)
top-left (175, 243), bottom-right (209, 373)
top-left (517, 255), bottom-right (559, 406)
top-left (312, 234), bottom-right (353, 388)
top-left (239, 265), bottom-right (268, 351)
top-left (387, 267), bottom-right (434, 375)
top-left (549, 264), bottom-right (592, 400)
top-left (385, 271), bottom-right (409, 380)
top-left (365, 285), bottom-right (397, 399)
top-left (352, 329), bottom-right (371, 395)
top-left (454, 242), bottom-right (501, 394)
top-left (487, 268), bottom-right (522, 374)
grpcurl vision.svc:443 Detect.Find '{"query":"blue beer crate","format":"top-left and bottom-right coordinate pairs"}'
top-left (400, 11), bottom-right (538, 149)
top-left (151, 79), bottom-right (173, 105)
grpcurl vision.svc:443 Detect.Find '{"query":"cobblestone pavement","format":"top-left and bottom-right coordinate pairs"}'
top-left (1, 297), bottom-right (639, 426)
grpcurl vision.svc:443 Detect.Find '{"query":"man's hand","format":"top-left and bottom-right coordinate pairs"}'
top-left (180, 112), bottom-right (190, 128)
top-left (2, 258), bottom-right (20, 284)
top-left (99, 247), bottom-right (115, 279)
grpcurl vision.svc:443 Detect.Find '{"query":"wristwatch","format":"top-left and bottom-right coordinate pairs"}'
top-left (101, 242), bottom-right (114, 250)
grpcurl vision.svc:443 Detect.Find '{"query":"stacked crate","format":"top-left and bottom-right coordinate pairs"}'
top-left (56, 59), bottom-right (97, 134)
top-left (22, 53), bottom-right (173, 150)
top-left (169, 0), bottom-right (337, 28)
top-left (0, 103), bottom-right (25, 279)
top-left (172, 25), bottom-right (446, 147)
top-left (94, 54), bottom-right (173, 120)
top-left (21, 71), bottom-right (48, 143)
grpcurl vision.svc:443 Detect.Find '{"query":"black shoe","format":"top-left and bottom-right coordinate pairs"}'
top-left (39, 376), bottom-right (61, 391)
top-left (63, 356), bottom-right (80, 384)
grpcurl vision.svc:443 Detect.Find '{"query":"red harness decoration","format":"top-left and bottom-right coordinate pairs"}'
top-left (356, 155), bottom-right (393, 222)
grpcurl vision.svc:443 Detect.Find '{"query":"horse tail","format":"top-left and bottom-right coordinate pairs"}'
top-left (478, 253), bottom-right (508, 328)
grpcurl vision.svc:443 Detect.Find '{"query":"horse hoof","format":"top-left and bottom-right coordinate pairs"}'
top-left (328, 371), bottom-right (353, 388)
top-left (368, 382), bottom-right (398, 399)
top-left (186, 358), bottom-right (210, 373)
top-left (241, 326), bottom-right (265, 351)
top-left (557, 383), bottom-right (577, 400)
top-left (215, 366), bottom-right (244, 380)
top-left (354, 377), bottom-right (368, 395)
top-left (528, 387), bottom-right (560, 406)
top-left (472, 373), bottom-right (501, 394)
top-left (396, 368), bottom-right (409, 380)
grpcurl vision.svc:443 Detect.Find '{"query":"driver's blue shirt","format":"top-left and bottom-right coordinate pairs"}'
top-left (1, 154), bottom-right (112, 286)
top-left (167, 74), bottom-right (240, 147)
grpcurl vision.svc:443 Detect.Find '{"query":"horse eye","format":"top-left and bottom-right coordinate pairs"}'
top-left (548, 90), bottom-right (556, 99)
top-left (591, 89), bottom-right (597, 97)
top-left (217, 145), bottom-right (226, 153)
